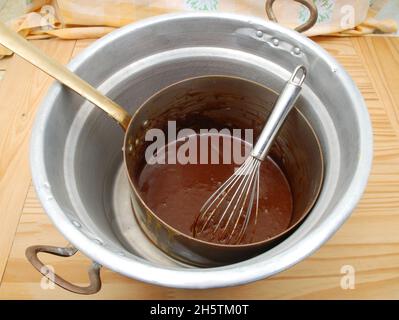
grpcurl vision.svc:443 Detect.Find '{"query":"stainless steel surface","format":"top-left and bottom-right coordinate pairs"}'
top-left (30, 13), bottom-right (373, 289)
top-left (193, 66), bottom-right (306, 245)
top-left (251, 65), bottom-right (306, 160)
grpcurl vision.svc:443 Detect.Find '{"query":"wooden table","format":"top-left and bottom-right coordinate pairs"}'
top-left (0, 36), bottom-right (398, 299)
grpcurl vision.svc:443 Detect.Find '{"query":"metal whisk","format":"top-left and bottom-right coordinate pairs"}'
top-left (192, 65), bottom-right (307, 244)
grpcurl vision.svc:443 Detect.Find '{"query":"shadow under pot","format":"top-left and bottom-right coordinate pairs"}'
top-left (125, 76), bottom-right (324, 267)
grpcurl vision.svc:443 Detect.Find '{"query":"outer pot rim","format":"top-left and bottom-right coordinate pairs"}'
top-left (30, 12), bottom-right (373, 289)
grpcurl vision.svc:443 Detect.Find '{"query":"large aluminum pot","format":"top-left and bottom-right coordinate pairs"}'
top-left (29, 13), bottom-right (372, 292)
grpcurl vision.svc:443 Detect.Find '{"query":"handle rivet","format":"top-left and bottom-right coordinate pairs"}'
top-left (93, 239), bottom-right (103, 245)
top-left (293, 47), bottom-right (301, 55)
top-left (272, 38), bottom-right (280, 46)
top-left (256, 30), bottom-right (263, 38)
top-left (72, 220), bottom-right (81, 228)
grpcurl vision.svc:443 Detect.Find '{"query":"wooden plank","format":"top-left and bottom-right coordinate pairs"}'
top-left (1, 36), bottom-right (399, 299)
top-left (0, 39), bottom-right (76, 284)
top-left (72, 39), bottom-right (96, 58)
top-left (0, 55), bottom-right (11, 82)
top-left (313, 36), bottom-right (358, 56)
top-left (353, 37), bottom-right (399, 140)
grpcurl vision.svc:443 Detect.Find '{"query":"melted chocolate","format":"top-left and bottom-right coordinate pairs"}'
top-left (136, 133), bottom-right (293, 244)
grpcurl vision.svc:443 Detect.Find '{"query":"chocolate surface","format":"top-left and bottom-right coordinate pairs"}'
top-left (135, 133), bottom-right (293, 244)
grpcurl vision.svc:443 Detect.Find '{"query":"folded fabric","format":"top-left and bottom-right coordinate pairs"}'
top-left (1, 0), bottom-right (397, 58)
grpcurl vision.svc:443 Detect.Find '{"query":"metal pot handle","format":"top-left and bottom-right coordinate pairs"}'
top-left (265, 0), bottom-right (318, 33)
top-left (25, 245), bottom-right (102, 295)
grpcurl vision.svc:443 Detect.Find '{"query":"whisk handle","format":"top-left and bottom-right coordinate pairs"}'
top-left (251, 65), bottom-right (306, 161)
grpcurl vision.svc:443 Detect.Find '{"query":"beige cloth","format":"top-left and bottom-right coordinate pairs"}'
top-left (1, 0), bottom-right (397, 58)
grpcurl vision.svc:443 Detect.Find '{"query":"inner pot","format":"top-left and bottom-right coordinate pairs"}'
top-left (125, 75), bottom-right (323, 266)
